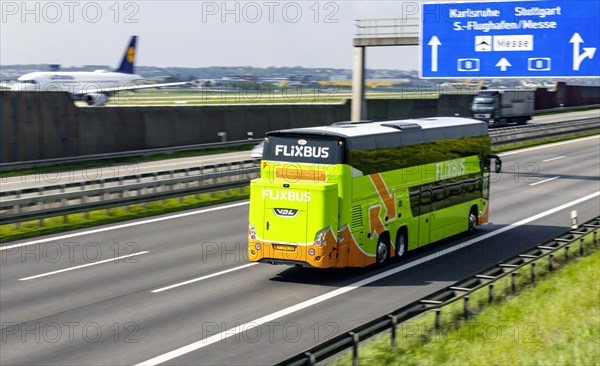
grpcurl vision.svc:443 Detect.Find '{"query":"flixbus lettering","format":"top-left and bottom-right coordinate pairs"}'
top-left (261, 189), bottom-right (311, 202)
top-left (436, 158), bottom-right (466, 181)
top-left (274, 145), bottom-right (330, 159)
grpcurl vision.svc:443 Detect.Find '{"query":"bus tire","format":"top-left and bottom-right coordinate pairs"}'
top-left (395, 229), bottom-right (407, 261)
top-left (468, 207), bottom-right (477, 235)
top-left (376, 234), bottom-right (390, 266)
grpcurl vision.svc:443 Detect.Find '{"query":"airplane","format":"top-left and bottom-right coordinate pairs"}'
top-left (519, 80), bottom-right (557, 90)
top-left (0, 36), bottom-right (189, 106)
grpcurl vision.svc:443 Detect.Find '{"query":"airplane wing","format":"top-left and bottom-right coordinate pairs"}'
top-left (76, 81), bottom-right (192, 95)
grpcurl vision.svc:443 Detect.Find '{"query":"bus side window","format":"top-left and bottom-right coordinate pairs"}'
top-left (463, 178), bottom-right (478, 202)
top-left (409, 190), bottom-right (420, 217)
top-left (431, 186), bottom-right (446, 211)
top-left (420, 186), bottom-right (432, 214)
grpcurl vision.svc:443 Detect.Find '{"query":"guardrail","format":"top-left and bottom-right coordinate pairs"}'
top-left (1, 162), bottom-right (260, 225)
top-left (278, 215), bottom-right (600, 366)
top-left (490, 118), bottom-right (599, 145)
top-left (0, 139), bottom-right (260, 171)
top-left (1, 159), bottom-right (258, 200)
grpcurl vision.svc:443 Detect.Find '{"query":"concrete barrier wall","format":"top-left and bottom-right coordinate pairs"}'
top-left (1, 86), bottom-right (598, 163)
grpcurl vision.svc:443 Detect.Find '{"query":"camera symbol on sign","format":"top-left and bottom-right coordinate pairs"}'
top-left (528, 58), bottom-right (551, 71)
top-left (457, 59), bottom-right (480, 72)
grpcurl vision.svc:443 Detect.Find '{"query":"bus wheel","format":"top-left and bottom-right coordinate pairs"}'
top-left (376, 237), bottom-right (389, 266)
top-left (395, 230), bottom-right (407, 261)
top-left (468, 208), bottom-right (477, 235)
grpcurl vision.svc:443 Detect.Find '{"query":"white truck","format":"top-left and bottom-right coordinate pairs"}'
top-left (471, 89), bottom-right (535, 127)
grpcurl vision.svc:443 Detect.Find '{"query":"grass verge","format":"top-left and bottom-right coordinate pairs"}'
top-left (0, 187), bottom-right (249, 243)
top-left (331, 234), bottom-right (600, 366)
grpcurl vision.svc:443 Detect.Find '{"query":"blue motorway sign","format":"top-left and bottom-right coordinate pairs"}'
top-left (420, 1), bottom-right (600, 78)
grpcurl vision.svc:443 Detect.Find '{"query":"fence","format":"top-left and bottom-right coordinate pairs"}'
top-left (1, 161), bottom-right (260, 225)
top-left (278, 215), bottom-right (600, 365)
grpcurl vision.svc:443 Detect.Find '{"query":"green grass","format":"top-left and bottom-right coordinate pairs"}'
top-left (0, 187), bottom-right (249, 242)
top-left (332, 234), bottom-right (600, 366)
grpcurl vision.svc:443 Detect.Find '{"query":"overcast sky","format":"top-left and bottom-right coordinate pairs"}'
top-left (1, 1), bottom-right (423, 70)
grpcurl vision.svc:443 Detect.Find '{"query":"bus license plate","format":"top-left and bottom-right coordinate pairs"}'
top-left (274, 244), bottom-right (296, 251)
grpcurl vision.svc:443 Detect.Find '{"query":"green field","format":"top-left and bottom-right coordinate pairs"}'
top-left (106, 88), bottom-right (454, 106)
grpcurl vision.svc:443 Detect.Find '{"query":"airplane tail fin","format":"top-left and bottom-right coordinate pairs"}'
top-left (115, 36), bottom-right (137, 74)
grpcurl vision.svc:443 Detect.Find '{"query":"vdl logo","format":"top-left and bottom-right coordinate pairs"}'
top-left (273, 208), bottom-right (299, 218)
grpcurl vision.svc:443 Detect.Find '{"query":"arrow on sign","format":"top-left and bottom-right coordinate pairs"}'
top-left (428, 36), bottom-right (441, 72)
top-left (570, 33), bottom-right (597, 71)
top-left (495, 58), bottom-right (512, 71)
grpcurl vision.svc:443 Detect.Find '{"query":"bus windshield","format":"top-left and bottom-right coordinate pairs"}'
top-left (263, 136), bottom-right (345, 164)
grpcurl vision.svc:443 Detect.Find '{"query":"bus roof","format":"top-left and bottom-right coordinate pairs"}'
top-left (267, 117), bottom-right (487, 138)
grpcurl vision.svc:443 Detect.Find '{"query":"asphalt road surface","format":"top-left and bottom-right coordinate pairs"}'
top-left (1, 135), bottom-right (599, 365)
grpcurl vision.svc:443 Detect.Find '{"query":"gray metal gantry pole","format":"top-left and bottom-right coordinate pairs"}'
top-left (351, 46), bottom-right (366, 121)
top-left (351, 18), bottom-right (420, 122)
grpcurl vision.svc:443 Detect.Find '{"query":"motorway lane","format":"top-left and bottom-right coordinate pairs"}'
top-left (0, 136), bottom-right (599, 365)
top-left (530, 108), bottom-right (599, 124)
top-left (1, 109), bottom-right (597, 192)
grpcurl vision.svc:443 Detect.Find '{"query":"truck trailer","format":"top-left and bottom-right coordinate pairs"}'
top-left (471, 89), bottom-right (535, 127)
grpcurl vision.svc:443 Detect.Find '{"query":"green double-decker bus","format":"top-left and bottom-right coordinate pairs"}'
top-left (248, 117), bottom-right (501, 268)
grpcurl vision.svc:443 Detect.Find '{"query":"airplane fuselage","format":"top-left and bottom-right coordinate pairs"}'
top-left (11, 71), bottom-right (143, 94)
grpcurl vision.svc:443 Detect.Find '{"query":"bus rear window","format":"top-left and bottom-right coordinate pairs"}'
top-left (263, 136), bottom-right (344, 164)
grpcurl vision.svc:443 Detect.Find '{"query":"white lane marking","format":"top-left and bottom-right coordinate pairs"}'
top-left (151, 263), bottom-right (258, 293)
top-left (19, 251), bottom-right (149, 281)
top-left (542, 156), bottom-right (566, 163)
top-left (498, 135), bottom-right (599, 157)
top-left (0, 201), bottom-right (250, 252)
top-left (136, 191), bottom-right (600, 366)
top-left (530, 176), bottom-right (561, 186)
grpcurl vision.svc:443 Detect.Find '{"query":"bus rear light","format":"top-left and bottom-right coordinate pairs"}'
top-left (249, 224), bottom-right (256, 240)
top-left (255, 243), bottom-right (262, 250)
top-left (314, 228), bottom-right (330, 247)
top-left (308, 248), bottom-right (315, 256)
